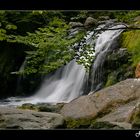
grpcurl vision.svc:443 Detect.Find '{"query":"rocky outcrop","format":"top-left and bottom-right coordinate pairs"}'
top-left (0, 106), bottom-right (64, 129)
top-left (60, 79), bottom-right (140, 129)
top-left (84, 17), bottom-right (98, 29)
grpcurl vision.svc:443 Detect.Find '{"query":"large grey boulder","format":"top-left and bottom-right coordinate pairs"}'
top-left (0, 106), bottom-right (64, 129)
top-left (61, 79), bottom-right (140, 129)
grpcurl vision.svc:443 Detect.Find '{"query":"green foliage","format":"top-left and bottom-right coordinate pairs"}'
top-left (0, 10), bottom-right (86, 77)
top-left (77, 44), bottom-right (95, 72)
top-left (5, 24), bottom-right (17, 30)
top-left (112, 11), bottom-right (140, 23)
top-left (0, 28), bottom-right (7, 41)
top-left (10, 17), bottom-right (86, 75)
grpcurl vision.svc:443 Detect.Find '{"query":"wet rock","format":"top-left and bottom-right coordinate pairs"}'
top-left (84, 17), bottom-right (98, 29)
top-left (0, 106), bottom-right (64, 129)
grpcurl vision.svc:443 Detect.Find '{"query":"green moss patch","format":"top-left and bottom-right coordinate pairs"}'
top-left (121, 30), bottom-right (140, 67)
top-left (64, 117), bottom-right (96, 129)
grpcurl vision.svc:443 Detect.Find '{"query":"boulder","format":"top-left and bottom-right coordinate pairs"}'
top-left (69, 22), bottom-right (83, 28)
top-left (133, 16), bottom-right (140, 22)
top-left (135, 63), bottom-right (140, 78)
top-left (61, 79), bottom-right (140, 129)
top-left (84, 17), bottom-right (98, 28)
top-left (0, 106), bottom-right (64, 129)
top-left (98, 16), bottom-right (110, 20)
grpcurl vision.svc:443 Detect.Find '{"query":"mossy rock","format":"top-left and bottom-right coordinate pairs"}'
top-left (105, 73), bottom-right (118, 87)
top-left (104, 47), bottom-right (134, 88)
top-left (17, 103), bottom-right (38, 111)
top-left (129, 104), bottom-right (140, 129)
top-left (64, 118), bottom-right (125, 129)
top-left (120, 30), bottom-right (140, 67)
top-left (64, 117), bottom-right (95, 129)
top-left (18, 103), bottom-right (64, 113)
top-left (90, 121), bottom-right (125, 130)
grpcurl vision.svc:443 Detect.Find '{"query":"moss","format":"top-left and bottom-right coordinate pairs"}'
top-left (105, 73), bottom-right (117, 87)
top-left (17, 103), bottom-right (38, 111)
top-left (64, 117), bottom-right (124, 129)
top-left (90, 121), bottom-right (124, 129)
top-left (64, 117), bottom-right (96, 129)
top-left (17, 103), bottom-right (64, 113)
top-left (121, 30), bottom-right (140, 67)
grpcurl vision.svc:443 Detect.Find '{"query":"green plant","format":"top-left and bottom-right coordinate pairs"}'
top-left (8, 17), bottom-right (86, 76)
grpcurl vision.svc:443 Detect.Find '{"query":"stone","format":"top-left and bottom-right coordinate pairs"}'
top-left (90, 121), bottom-right (131, 129)
top-left (128, 102), bottom-right (140, 128)
top-left (69, 22), bottom-right (84, 28)
top-left (133, 16), bottom-right (140, 22)
top-left (84, 17), bottom-right (98, 28)
top-left (0, 106), bottom-right (64, 129)
top-left (18, 103), bottom-right (64, 113)
top-left (60, 79), bottom-right (140, 129)
top-left (98, 16), bottom-right (110, 20)
top-left (135, 63), bottom-right (140, 78)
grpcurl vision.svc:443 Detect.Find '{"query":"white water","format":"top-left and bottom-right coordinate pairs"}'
top-left (95, 24), bottom-right (125, 55)
top-left (31, 59), bottom-right (87, 103)
top-left (90, 24), bottom-right (126, 91)
top-left (0, 60), bottom-right (87, 106)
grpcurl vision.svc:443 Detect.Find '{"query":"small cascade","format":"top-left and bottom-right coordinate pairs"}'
top-left (89, 24), bottom-right (126, 92)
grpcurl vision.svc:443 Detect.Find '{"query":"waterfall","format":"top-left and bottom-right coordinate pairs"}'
top-left (0, 22), bottom-right (126, 106)
top-left (0, 59), bottom-right (87, 106)
top-left (89, 24), bottom-right (126, 92)
top-left (30, 59), bottom-right (87, 103)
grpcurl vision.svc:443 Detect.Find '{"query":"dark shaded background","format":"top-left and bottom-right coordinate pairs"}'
top-left (0, 0), bottom-right (139, 10)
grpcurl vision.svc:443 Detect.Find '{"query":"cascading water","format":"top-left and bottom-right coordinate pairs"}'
top-left (30, 59), bottom-right (87, 103)
top-left (0, 60), bottom-right (87, 106)
top-left (89, 24), bottom-right (126, 92)
top-left (0, 22), bottom-right (126, 106)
